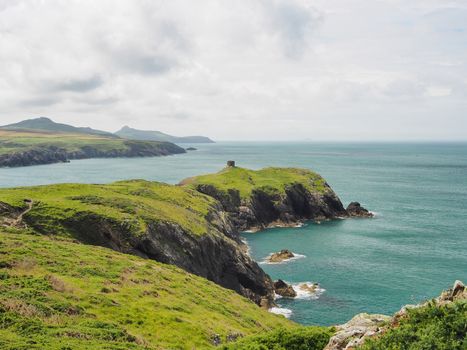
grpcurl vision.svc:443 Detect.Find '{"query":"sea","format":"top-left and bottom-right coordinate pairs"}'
top-left (1, 142), bottom-right (466, 326)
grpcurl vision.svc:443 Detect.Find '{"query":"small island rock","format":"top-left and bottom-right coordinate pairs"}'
top-left (273, 279), bottom-right (296, 298)
top-left (186, 147), bottom-right (197, 151)
top-left (346, 202), bottom-right (373, 217)
top-left (268, 249), bottom-right (295, 263)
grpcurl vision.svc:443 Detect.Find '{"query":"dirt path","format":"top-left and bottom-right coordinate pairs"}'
top-left (13, 199), bottom-right (34, 227)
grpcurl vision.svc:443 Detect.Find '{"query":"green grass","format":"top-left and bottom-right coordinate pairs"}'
top-left (221, 326), bottom-right (333, 350)
top-left (0, 180), bottom-right (219, 238)
top-left (0, 130), bottom-right (128, 155)
top-left (358, 301), bottom-right (467, 350)
top-left (0, 230), bottom-right (295, 349)
top-left (182, 167), bottom-right (329, 199)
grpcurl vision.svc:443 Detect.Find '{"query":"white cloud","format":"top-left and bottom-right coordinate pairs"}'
top-left (0, 0), bottom-right (466, 140)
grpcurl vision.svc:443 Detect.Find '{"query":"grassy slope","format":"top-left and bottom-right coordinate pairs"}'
top-left (0, 180), bottom-right (217, 238)
top-left (0, 230), bottom-right (295, 349)
top-left (182, 166), bottom-right (328, 199)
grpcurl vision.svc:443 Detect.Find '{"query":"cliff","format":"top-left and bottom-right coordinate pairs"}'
top-left (181, 166), bottom-right (363, 231)
top-left (0, 180), bottom-right (275, 307)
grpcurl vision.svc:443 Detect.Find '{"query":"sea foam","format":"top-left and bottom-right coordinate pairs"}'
top-left (269, 306), bottom-right (292, 318)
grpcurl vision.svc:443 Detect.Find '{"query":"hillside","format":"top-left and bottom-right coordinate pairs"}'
top-left (0, 129), bottom-right (185, 167)
top-left (0, 230), bottom-right (295, 349)
top-left (0, 117), bottom-right (114, 137)
top-left (115, 125), bottom-right (214, 143)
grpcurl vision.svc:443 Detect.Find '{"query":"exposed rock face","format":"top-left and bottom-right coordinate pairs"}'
top-left (346, 202), bottom-right (373, 218)
top-left (194, 182), bottom-right (348, 231)
top-left (0, 141), bottom-right (185, 168)
top-left (268, 249), bottom-right (295, 263)
top-left (325, 280), bottom-right (467, 350)
top-left (274, 279), bottom-right (296, 298)
top-left (325, 313), bottom-right (390, 350)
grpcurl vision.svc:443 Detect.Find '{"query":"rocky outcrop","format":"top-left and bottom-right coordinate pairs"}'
top-left (324, 313), bottom-right (390, 350)
top-left (268, 249), bottom-right (295, 263)
top-left (346, 202), bottom-right (373, 218)
top-left (0, 140), bottom-right (185, 168)
top-left (274, 279), bottom-right (296, 298)
top-left (325, 280), bottom-right (467, 350)
top-left (193, 182), bottom-right (348, 231)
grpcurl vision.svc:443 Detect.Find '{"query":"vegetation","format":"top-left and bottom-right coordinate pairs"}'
top-left (0, 180), bottom-right (218, 238)
top-left (0, 230), bottom-right (295, 349)
top-left (359, 301), bottom-right (467, 350)
top-left (182, 166), bottom-right (328, 199)
top-left (0, 129), bottom-right (128, 155)
top-left (222, 327), bottom-right (333, 350)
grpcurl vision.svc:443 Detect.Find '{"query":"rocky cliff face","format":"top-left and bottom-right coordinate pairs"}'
top-left (193, 182), bottom-right (348, 231)
top-left (59, 207), bottom-right (276, 307)
top-left (0, 140), bottom-right (185, 167)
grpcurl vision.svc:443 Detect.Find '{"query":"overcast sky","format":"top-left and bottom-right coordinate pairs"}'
top-left (1, 0), bottom-right (466, 141)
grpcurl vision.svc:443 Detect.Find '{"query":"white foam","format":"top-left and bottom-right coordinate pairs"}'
top-left (260, 252), bottom-right (306, 265)
top-left (269, 307), bottom-right (292, 318)
top-left (292, 282), bottom-right (326, 300)
top-left (369, 211), bottom-right (380, 217)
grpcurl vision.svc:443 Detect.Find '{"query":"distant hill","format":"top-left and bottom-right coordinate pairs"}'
top-left (0, 117), bottom-right (115, 137)
top-left (115, 125), bottom-right (214, 143)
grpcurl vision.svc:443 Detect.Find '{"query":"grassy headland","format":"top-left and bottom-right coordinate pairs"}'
top-left (0, 179), bottom-right (217, 239)
top-left (0, 129), bottom-right (185, 167)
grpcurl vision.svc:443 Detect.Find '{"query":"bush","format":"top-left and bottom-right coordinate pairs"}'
top-left (223, 326), bottom-right (333, 350)
top-left (359, 301), bottom-right (467, 350)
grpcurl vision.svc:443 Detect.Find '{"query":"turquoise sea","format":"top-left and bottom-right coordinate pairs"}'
top-left (1, 142), bottom-right (466, 326)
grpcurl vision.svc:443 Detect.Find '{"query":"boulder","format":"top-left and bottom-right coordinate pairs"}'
top-left (324, 313), bottom-right (390, 350)
top-left (346, 202), bottom-right (373, 218)
top-left (268, 249), bottom-right (295, 263)
top-left (273, 279), bottom-right (297, 298)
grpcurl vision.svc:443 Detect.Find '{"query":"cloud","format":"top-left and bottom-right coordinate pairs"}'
top-left (0, 0), bottom-right (465, 140)
top-left (54, 76), bottom-right (103, 92)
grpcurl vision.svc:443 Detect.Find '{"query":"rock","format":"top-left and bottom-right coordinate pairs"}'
top-left (346, 202), bottom-right (373, 218)
top-left (451, 280), bottom-right (466, 299)
top-left (274, 279), bottom-right (296, 298)
top-left (268, 249), bottom-right (295, 263)
top-left (324, 313), bottom-right (390, 350)
top-left (186, 147), bottom-right (197, 151)
top-left (298, 282), bottom-right (319, 294)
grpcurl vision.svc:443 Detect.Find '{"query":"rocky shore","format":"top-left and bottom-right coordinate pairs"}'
top-left (324, 280), bottom-right (467, 350)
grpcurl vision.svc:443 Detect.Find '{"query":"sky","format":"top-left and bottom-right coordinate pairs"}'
top-left (0, 0), bottom-right (466, 141)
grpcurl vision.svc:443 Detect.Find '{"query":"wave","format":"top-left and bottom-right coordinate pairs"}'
top-left (292, 282), bottom-right (325, 300)
top-left (259, 252), bottom-right (306, 265)
top-left (269, 306), bottom-right (292, 318)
